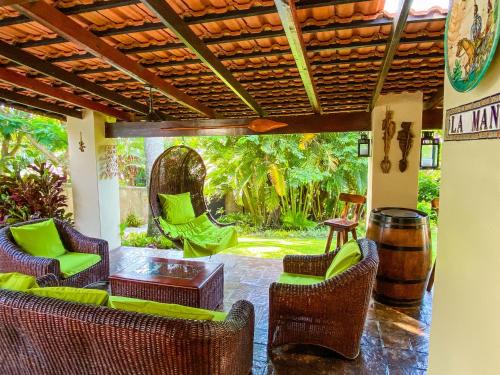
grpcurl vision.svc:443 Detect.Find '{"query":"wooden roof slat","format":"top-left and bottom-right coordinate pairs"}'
top-left (140, 0), bottom-right (265, 116)
top-left (0, 87), bottom-right (82, 119)
top-left (275, 0), bottom-right (321, 114)
top-left (17, 13), bottom-right (445, 53)
top-left (0, 67), bottom-right (129, 119)
top-left (14, 1), bottom-right (216, 118)
top-left (369, 0), bottom-right (414, 110)
top-left (0, 39), bottom-right (149, 115)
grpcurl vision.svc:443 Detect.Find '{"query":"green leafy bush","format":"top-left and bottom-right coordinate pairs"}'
top-left (0, 160), bottom-right (72, 225)
top-left (122, 232), bottom-right (173, 249)
top-left (124, 213), bottom-right (144, 228)
top-left (418, 170), bottom-right (440, 202)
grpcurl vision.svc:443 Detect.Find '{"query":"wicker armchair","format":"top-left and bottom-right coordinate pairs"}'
top-left (268, 238), bottom-right (379, 359)
top-left (149, 145), bottom-right (231, 249)
top-left (0, 290), bottom-right (254, 375)
top-left (0, 219), bottom-right (109, 288)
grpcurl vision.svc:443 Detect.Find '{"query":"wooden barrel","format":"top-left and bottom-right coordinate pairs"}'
top-left (367, 207), bottom-right (432, 307)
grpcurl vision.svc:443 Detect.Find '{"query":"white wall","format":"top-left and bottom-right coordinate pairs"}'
top-left (367, 92), bottom-right (423, 214)
top-left (428, 42), bottom-right (500, 375)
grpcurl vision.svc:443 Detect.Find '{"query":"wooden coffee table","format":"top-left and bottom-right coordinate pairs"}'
top-left (109, 257), bottom-right (224, 310)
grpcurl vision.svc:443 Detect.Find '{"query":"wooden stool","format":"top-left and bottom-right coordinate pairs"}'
top-left (324, 193), bottom-right (366, 253)
top-left (324, 219), bottom-right (358, 253)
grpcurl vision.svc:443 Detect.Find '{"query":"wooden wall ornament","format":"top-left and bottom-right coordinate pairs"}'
top-left (381, 108), bottom-right (396, 174)
top-left (397, 122), bottom-right (414, 172)
top-left (446, 0), bottom-right (500, 92)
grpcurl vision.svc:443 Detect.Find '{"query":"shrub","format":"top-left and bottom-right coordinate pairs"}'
top-left (0, 160), bottom-right (72, 225)
top-left (418, 170), bottom-right (440, 203)
top-left (125, 213), bottom-right (144, 228)
top-left (122, 232), bottom-right (173, 249)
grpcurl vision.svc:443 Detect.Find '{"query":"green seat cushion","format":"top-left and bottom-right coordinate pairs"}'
top-left (108, 295), bottom-right (227, 321)
top-left (278, 272), bottom-right (324, 285)
top-left (56, 252), bottom-right (101, 278)
top-left (0, 272), bottom-right (39, 291)
top-left (29, 287), bottom-right (108, 306)
top-left (158, 192), bottom-right (196, 225)
top-left (325, 239), bottom-right (362, 279)
top-left (10, 219), bottom-right (66, 258)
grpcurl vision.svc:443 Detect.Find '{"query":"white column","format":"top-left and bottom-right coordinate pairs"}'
top-left (66, 111), bottom-right (121, 249)
top-left (367, 92), bottom-right (423, 215)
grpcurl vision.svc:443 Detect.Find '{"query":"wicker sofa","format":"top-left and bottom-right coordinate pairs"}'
top-left (0, 218), bottom-right (109, 288)
top-left (268, 238), bottom-right (379, 359)
top-left (0, 284), bottom-right (254, 375)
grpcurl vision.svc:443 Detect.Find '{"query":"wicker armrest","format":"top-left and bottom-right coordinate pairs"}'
top-left (282, 251), bottom-right (336, 276)
top-left (36, 273), bottom-right (60, 287)
top-left (225, 299), bottom-right (254, 327)
top-left (55, 219), bottom-right (108, 258)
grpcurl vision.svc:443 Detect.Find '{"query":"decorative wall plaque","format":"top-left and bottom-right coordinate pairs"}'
top-left (445, 92), bottom-right (500, 141)
top-left (397, 122), bottom-right (414, 172)
top-left (381, 108), bottom-right (396, 174)
top-left (446, 0), bottom-right (500, 92)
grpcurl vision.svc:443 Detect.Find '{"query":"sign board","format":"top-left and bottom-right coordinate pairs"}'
top-left (445, 93), bottom-right (500, 141)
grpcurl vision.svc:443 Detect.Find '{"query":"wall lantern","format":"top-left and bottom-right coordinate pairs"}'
top-left (357, 132), bottom-right (371, 157)
top-left (420, 131), bottom-right (441, 169)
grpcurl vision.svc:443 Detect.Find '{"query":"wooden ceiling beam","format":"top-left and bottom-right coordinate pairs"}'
top-left (369, 0), bottom-right (414, 110)
top-left (140, 0), bottom-right (265, 117)
top-left (106, 109), bottom-right (442, 138)
top-left (0, 68), bottom-right (130, 120)
top-left (15, 1), bottom-right (216, 118)
top-left (424, 86), bottom-right (444, 110)
top-left (0, 87), bottom-right (82, 119)
top-left (0, 39), bottom-right (149, 115)
top-left (275, 0), bottom-right (321, 113)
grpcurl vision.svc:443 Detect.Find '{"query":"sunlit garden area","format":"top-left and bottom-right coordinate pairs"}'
top-left (0, 107), bottom-right (440, 259)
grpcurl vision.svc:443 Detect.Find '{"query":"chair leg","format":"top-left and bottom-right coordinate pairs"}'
top-left (325, 227), bottom-right (334, 253)
top-left (351, 229), bottom-right (358, 241)
top-left (336, 231), bottom-right (343, 250)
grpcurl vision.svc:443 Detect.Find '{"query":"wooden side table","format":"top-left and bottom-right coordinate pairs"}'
top-left (324, 218), bottom-right (358, 253)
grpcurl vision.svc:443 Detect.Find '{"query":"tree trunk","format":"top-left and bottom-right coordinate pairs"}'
top-left (145, 138), bottom-right (164, 236)
top-left (24, 133), bottom-right (59, 166)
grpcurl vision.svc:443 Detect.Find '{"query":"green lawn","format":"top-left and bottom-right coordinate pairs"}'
top-left (220, 226), bottom-right (439, 260)
top-left (221, 236), bottom-right (326, 259)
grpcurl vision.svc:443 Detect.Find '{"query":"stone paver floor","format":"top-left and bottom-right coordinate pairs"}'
top-left (111, 247), bottom-right (433, 375)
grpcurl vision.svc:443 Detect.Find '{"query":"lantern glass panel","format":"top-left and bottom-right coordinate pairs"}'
top-left (358, 142), bottom-right (370, 157)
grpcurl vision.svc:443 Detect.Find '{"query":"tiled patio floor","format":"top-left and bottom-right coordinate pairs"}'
top-left (110, 247), bottom-right (433, 375)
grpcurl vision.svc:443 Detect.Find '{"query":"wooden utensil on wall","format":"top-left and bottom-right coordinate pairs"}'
top-left (381, 108), bottom-right (396, 174)
top-left (397, 121), bottom-right (414, 172)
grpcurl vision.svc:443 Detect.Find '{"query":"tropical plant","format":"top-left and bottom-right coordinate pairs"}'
top-left (0, 107), bottom-right (68, 171)
top-left (182, 132), bottom-right (367, 229)
top-left (124, 212), bottom-right (144, 227)
top-left (122, 232), bottom-right (172, 249)
top-left (116, 138), bottom-right (147, 186)
top-left (0, 160), bottom-right (72, 225)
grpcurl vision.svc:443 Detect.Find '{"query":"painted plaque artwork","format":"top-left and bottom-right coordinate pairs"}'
top-left (446, 0), bottom-right (500, 92)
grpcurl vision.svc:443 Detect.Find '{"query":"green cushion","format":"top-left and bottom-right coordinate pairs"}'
top-left (29, 287), bottom-right (108, 306)
top-left (56, 252), bottom-right (101, 278)
top-left (108, 295), bottom-right (227, 321)
top-left (325, 239), bottom-right (362, 279)
top-left (158, 192), bottom-right (196, 225)
top-left (10, 219), bottom-right (66, 258)
top-left (278, 272), bottom-right (324, 285)
top-left (0, 272), bottom-right (39, 291)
